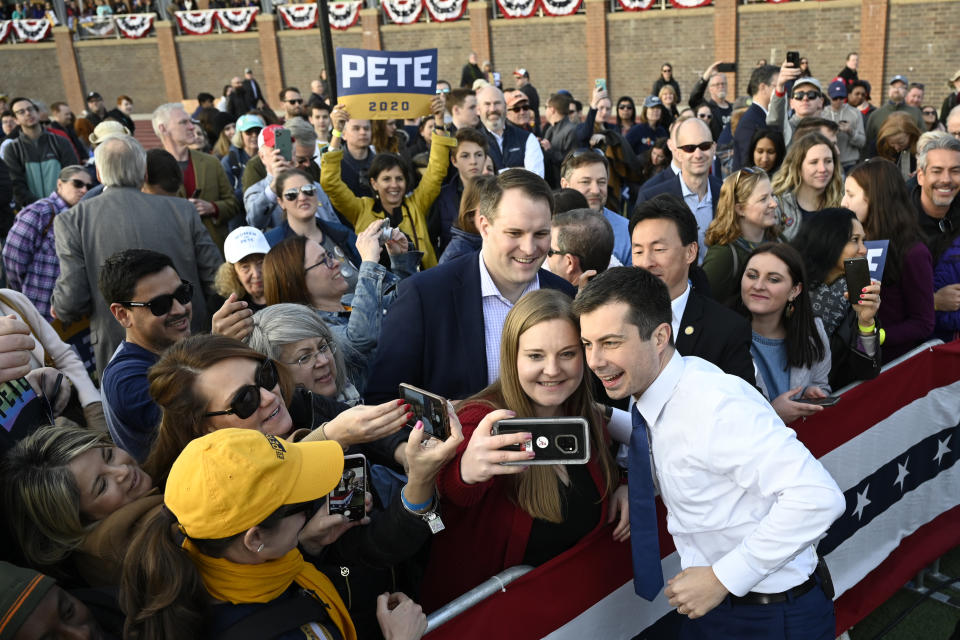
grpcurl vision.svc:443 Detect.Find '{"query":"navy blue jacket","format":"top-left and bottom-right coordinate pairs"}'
top-left (485, 123), bottom-right (531, 172)
top-left (635, 172), bottom-right (722, 215)
top-left (732, 103), bottom-right (768, 171)
top-left (363, 251), bottom-right (576, 403)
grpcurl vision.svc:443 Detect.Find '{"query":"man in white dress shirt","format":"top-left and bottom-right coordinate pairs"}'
top-left (575, 266), bottom-right (845, 639)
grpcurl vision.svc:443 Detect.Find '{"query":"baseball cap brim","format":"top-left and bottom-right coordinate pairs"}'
top-left (285, 439), bottom-right (345, 506)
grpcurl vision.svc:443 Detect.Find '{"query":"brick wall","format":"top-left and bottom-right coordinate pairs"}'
top-left (381, 21), bottom-right (472, 88)
top-left (885, 0), bottom-right (960, 113)
top-left (491, 17), bottom-right (588, 100)
top-left (277, 28), bottom-right (363, 95)
top-left (738, 1), bottom-right (860, 98)
top-left (1, 45), bottom-right (63, 106)
top-left (607, 10), bottom-right (714, 107)
top-left (176, 34), bottom-right (260, 105)
top-left (76, 41), bottom-right (166, 109)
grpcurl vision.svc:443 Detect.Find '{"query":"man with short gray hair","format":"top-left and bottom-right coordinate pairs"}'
top-left (546, 208), bottom-right (614, 285)
top-left (52, 134), bottom-right (222, 376)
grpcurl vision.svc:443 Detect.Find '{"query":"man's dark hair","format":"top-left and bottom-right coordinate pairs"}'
top-left (196, 92), bottom-right (215, 104)
top-left (49, 101), bottom-right (68, 114)
top-left (553, 208), bottom-right (613, 275)
top-left (446, 88), bottom-right (475, 113)
top-left (454, 127), bottom-right (489, 154)
top-left (98, 249), bottom-right (177, 305)
top-left (747, 65), bottom-right (779, 97)
top-left (279, 86), bottom-right (301, 101)
top-left (477, 168), bottom-right (555, 223)
top-left (629, 193), bottom-right (698, 248)
top-left (793, 116), bottom-right (839, 140)
top-left (851, 80), bottom-right (871, 99)
top-left (572, 266), bottom-right (673, 343)
top-left (553, 188), bottom-right (589, 214)
top-left (308, 100), bottom-right (331, 114)
top-left (145, 148), bottom-right (184, 195)
top-left (9, 97), bottom-right (34, 113)
top-left (1, 110), bottom-right (12, 119)
top-left (547, 92), bottom-right (573, 115)
top-left (560, 149), bottom-right (609, 181)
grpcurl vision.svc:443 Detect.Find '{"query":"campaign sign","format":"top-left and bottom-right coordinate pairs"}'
top-left (865, 240), bottom-right (889, 282)
top-left (336, 47), bottom-right (437, 119)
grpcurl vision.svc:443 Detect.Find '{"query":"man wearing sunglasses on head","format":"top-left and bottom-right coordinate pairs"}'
top-left (99, 249), bottom-right (197, 462)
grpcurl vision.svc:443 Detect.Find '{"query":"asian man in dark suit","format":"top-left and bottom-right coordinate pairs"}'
top-left (733, 65), bottom-right (780, 171)
top-left (364, 169), bottom-right (575, 404)
top-left (629, 193), bottom-right (755, 385)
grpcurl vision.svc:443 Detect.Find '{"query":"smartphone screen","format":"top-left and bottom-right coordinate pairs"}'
top-left (399, 383), bottom-right (450, 440)
top-left (329, 454), bottom-right (366, 521)
top-left (843, 257), bottom-right (870, 305)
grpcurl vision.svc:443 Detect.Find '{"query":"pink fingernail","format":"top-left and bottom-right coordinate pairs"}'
top-left (415, 420), bottom-right (423, 430)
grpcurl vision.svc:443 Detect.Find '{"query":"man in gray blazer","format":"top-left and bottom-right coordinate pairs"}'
top-left (52, 135), bottom-right (222, 376)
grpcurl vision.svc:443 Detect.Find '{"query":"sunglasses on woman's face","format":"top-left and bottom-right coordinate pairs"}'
top-left (69, 178), bottom-right (94, 190)
top-left (283, 185), bottom-right (317, 201)
top-left (119, 281), bottom-right (193, 316)
top-left (203, 359), bottom-right (280, 419)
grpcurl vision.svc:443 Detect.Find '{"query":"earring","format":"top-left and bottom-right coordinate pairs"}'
top-left (257, 543), bottom-right (264, 553)
top-left (785, 298), bottom-right (796, 319)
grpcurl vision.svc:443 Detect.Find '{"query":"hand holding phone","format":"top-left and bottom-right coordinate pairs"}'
top-left (786, 51), bottom-right (800, 68)
top-left (843, 257), bottom-right (871, 306)
top-left (716, 62), bottom-right (736, 73)
top-left (493, 417), bottom-right (591, 465)
top-left (797, 396), bottom-right (840, 407)
top-left (460, 409), bottom-right (532, 484)
top-left (399, 383), bottom-right (451, 440)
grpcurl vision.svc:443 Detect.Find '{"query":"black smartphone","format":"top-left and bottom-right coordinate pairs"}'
top-left (399, 383), bottom-right (450, 440)
top-left (493, 417), bottom-right (590, 465)
top-left (716, 62), bottom-right (737, 73)
top-left (786, 51), bottom-right (800, 68)
top-left (329, 453), bottom-right (366, 521)
top-left (843, 257), bottom-right (870, 306)
top-left (273, 127), bottom-right (292, 162)
top-left (798, 396), bottom-right (841, 407)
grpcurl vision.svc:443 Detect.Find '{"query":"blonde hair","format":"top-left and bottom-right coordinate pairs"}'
top-left (770, 131), bottom-right (842, 208)
top-left (2, 425), bottom-right (113, 566)
top-left (705, 168), bottom-right (777, 246)
top-left (465, 290), bottom-right (617, 522)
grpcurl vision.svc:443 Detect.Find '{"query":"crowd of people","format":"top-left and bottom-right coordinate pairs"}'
top-left (0, 49), bottom-right (958, 640)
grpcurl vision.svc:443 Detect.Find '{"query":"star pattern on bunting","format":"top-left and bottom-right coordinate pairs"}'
top-left (853, 485), bottom-right (871, 521)
top-left (934, 436), bottom-right (951, 466)
top-left (893, 458), bottom-right (909, 492)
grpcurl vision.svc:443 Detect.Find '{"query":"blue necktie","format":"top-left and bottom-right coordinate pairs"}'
top-left (629, 405), bottom-right (664, 600)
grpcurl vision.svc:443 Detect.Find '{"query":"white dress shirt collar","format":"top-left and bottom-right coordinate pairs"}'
top-left (634, 349), bottom-right (684, 428)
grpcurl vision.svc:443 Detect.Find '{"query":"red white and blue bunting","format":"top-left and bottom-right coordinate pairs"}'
top-left (77, 15), bottom-right (116, 37)
top-left (115, 13), bottom-right (155, 38)
top-left (217, 7), bottom-right (258, 32)
top-left (496, 0), bottom-right (537, 18)
top-left (540, 0), bottom-right (581, 15)
top-left (11, 18), bottom-right (51, 41)
top-left (667, 0), bottom-right (710, 6)
top-left (381, 0), bottom-right (422, 24)
top-left (616, 0), bottom-right (654, 10)
top-left (277, 3), bottom-right (317, 29)
top-left (423, 0), bottom-right (466, 22)
top-left (0, 20), bottom-right (11, 42)
top-left (175, 9), bottom-right (216, 34)
top-left (329, 1), bottom-right (361, 29)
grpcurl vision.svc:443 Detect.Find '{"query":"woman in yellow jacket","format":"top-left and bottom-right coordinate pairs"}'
top-left (323, 98), bottom-right (455, 268)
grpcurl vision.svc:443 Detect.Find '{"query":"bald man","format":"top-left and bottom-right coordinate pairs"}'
top-left (476, 85), bottom-right (544, 177)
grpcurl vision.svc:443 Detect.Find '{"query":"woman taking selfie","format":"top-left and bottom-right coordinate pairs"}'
top-left (702, 167), bottom-right (781, 306)
top-left (771, 131), bottom-right (843, 240)
top-left (422, 289), bottom-right (627, 610)
top-left (322, 97), bottom-right (454, 268)
top-left (739, 243), bottom-right (832, 424)
top-left (841, 158), bottom-right (934, 362)
top-left (792, 208), bottom-right (882, 388)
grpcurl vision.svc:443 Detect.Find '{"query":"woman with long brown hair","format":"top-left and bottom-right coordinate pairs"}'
top-left (421, 289), bottom-right (627, 610)
top-left (771, 131), bottom-right (843, 241)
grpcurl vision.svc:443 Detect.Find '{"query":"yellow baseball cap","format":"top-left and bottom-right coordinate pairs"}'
top-left (165, 429), bottom-right (344, 540)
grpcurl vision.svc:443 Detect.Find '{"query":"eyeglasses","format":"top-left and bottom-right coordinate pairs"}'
top-left (732, 165), bottom-right (763, 194)
top-left (282, 185), bottom-right (317, 201)
top-left (286, 99), bottom-right (303, 105)
top-left (939, 217), bottom-right (955, 234)
top-left (436, 87), bottom-right (451, 94)
top-left (547, 248), bottom-right (583, 263)
top-left (120, 281), bottom-right (193, 316)
top-left (243, 128), bottom-right (262, 136)
top-left (305, 251), bottom-right (338, 272)
top-left (507, 105), bottom-right (530, 113)
top-left (662, 68), bottom-right (672, 73)
top-left (792, 90), bottom-right (821, 101)
top-left (618, 104), bottom-right (633, 110)
top-left (275, 500), bottom-right (319, 520)
top-left (69, 178), bottom-right (93, 190)
top-left (922, 110), bottom-right (937, 117)
top-left (204, 359), bottom-right (280, 419)
top-left (13, 105), bottom-right (36, 116)
top-left (697, 112), bottom-right (712, 120)
top-left (288, 341), bottom-right (337, 368)
top-left (676, 141), bottom-right (714, 153)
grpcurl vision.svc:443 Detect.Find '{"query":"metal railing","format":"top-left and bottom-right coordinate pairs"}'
top-left (425, 565), bottom-right (534, 632)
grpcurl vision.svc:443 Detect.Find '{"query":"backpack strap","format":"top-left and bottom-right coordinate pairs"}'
top-left (215, 589), bottom-right (342, 640)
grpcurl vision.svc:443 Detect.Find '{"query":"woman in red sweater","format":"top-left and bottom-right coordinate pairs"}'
top-left (421, 289), bottom-right (629, 611)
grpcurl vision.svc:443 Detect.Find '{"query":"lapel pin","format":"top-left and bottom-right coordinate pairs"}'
top-left (684, 326), bottom-right (694, 336)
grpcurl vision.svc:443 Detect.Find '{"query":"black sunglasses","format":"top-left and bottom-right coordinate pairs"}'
top-left (120, 281), bottom-right (193, 316)
top-left (676, 141), bottom-right (714, 153)
top-left (286, 98), bottom-right (303, 105)
top-left (507, 105), bottom-right (530, 113)
top-left (792, 90), bottom-right (821, 101)
top-left (204, 359), bottom-right (280, 419)
top-left (283, 185), bottom-right (317, 201)
top-left (69, 178), bottom-right (93, 190)
top-left (275, 500), bottom-right (317, 520)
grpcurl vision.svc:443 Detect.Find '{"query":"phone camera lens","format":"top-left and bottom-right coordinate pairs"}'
top-left (555, 435), bottom-right (578, 454)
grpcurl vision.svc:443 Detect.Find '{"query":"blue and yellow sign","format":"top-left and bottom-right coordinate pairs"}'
top-left (336, 47), bottom-right (438, 120)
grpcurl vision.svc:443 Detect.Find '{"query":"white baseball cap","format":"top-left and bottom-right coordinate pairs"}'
top-left (223, 226), bottom-right (270, 264)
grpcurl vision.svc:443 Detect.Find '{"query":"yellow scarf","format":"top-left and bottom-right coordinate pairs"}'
top-left (183, 540), bottom-right (357, 640)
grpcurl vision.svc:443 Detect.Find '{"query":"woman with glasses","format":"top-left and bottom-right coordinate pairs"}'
top-left (792, 208), bottom-right (883, 388)
top-left (324, 98), bottom-right (453, 269)
top-left (615, 96), bottom-right (638, 138)
top-left (703, 167), bottom-right (781, 306)
top-left (841, 158), bottom-right (934, 362)
top-left (771, 131), bottom-right (843, 241)
top-left (2, 165), bottom-right (93, 322)
top-left (694, 103), bottom-right (714, 135)
top-left (747, 128), bottom-right (786, 176)
top-left (921, 106), bottom-right (946, 132)
top-left (652, 62), bottom-right (681, 104)
top-left (738, 243), bottom-right (832, 424)
top-left (262, 231), bottom-right (400, 393)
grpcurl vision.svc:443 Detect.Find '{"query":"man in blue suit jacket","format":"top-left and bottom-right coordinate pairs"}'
top-left (365, 170), bottom-right (575, 404)
top-left (732, 65), bottom-right (780, 171)
top-left (634, 118), bottom-right (722, 264)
